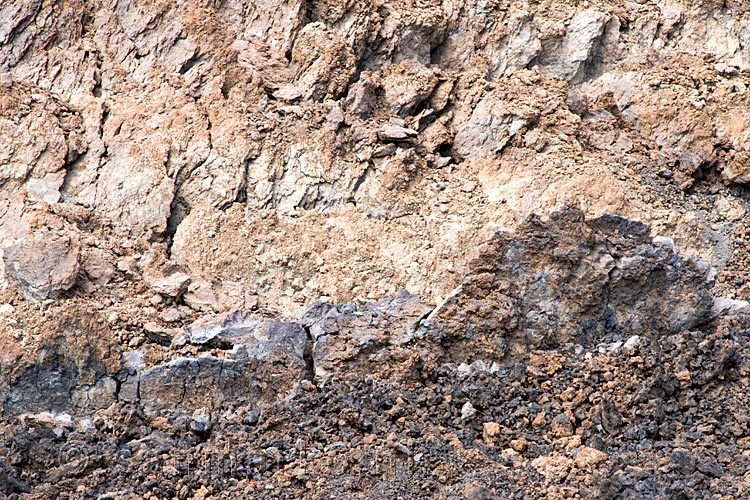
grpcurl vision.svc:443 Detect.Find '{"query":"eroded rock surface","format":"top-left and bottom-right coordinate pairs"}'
top-left (0, 211), bottom-right (749, 499)
top-left (3, 226), bottom-right (80, 301)
top-left (3, 0), bottom-right (750, 498)
top-left (426, 208), bottom-right (715, 363)
top-left (125, 313), bottom-right (309, 411)
top-left (302, 290), bottom-right (433, 382)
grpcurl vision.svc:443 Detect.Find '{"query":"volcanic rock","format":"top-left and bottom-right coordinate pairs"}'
top-left (425, 208), bottom-right (715, 363)
top-left (2, 0), bottom-right (750, 498)
top-left (125, 312), bottom-right (308, 411)
top-left (301, 290), bottom-right (433, 382)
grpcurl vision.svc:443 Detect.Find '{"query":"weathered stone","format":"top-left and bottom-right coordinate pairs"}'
top-left (574, 446), bottom-right (608, 471)
top-left (382, 59), bottom-right (440, 118)
top-left (93, 147), bottom-right (175, 234)
top-left (159, 307), bottom-right (182, 323)
top-left (461, 401), bottom-right (477, 421)
top-left (711, 297), bottom-right (750, 317)
top-left (425, 208), bottom-right (715, 363)
top-left (3, 0), bottom-right (750, 497)
top-left (189, 408), bottom-right (212, 436)
top-left (482, 422), bottom-right (501, 444)
top-left (301, 290), bottom-right (433, 382)
top-left (18, 412), bottom-right (75, 430)
top-left (3, 227), bottom-right (80, 300)
top-left (233, 38), bottom-right (294, 92)
top-left (722, 151), bottom-right (750, 184)
top-left (452, 92), bottom-right (530, 159)
top-left (129, 313), bottom-right (308, 410)
top-left (182, 279), bottom-right (221, 312)
top-left (148, 272), bottom-right (191, 298)
top-left (488, 11), bottom-right (541, 79)
top-left (540, 10), bottom-right (610, 83)
top-left (345, 71), bottom-right (379, 119)
top-left (465, 486), bottom-right (502, 500)
top-left (144, 322), bottom-right (177, 345)
top-left (0, 80), bottom-right (86, 205)
top-left (531, 454), bottom-right (573, 483)
top-left (0, 313), bottom-right (122, 416)
top-left (378, 124), bottom-right (418, 142)
top-left (291, 22), bottom-right (356, 102)
top-left (81, 252), bottom-right (115, 288)
top-left (550, 414), bottom-right (574, 438)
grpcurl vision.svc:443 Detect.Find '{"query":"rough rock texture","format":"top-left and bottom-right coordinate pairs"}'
top-left (3, 0), bottom-right (750, 498)
top-left (1, 0), bottom-right (749, 302)
top-left (3, 225), bottom-right (80, 301)
top-left (301, 290), bottom-right (433, 382)
top-left (426, 208), bottom-right (715, 363)
top-left (129, 314), bottom-right (308, 411)
top-left (1, 213), bottom-right (749, 498)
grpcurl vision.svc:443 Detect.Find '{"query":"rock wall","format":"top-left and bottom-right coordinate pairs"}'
top-left (2, 0), bottom-right (750, 498)
top-left (1, 1), bottom-right (749, 311)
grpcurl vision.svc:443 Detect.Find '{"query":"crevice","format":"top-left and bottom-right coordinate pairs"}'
top-left (220, 80), bottom-right (231, 99)
top-left (179, 52), bottom-right (203, 75)
top-left (164, 198), bottom-right (185, 256)
top-left (92, 70), bottom-right (102, 98)
top-left (233, 157), bottom-right (250, 205)
top-left (411, 308), bottom-right (434, 336)
top-left (436, 142), bottom-right (453, 159)
top-left (113, 375), bottom-right (122, 402)
top-left (302, 325), bottom-right (316, 383)
top-left (165, 108), bottom-right (213, 254)
top-left (58, 149), bottom-right (87, 203)
top-left (217, 359), bottom-right (226, 387)
top-left (351, 166), bottom-right (373, 199)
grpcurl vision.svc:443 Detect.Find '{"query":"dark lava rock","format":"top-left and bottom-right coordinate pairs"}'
top-left (465, 486), bottom-right (502, 500)
top-left (2, 210), bottom-right (749, 500)
top-left (1, 317), bottom-right (121, 417)
top-left (301, 289), bottom-right (433, 382)
top-left (425, 207), bottom-right (715, 363)
top-left (0, 462), bottom-right (29, 494)
top-left (122, 315), bottom-right (308, 411)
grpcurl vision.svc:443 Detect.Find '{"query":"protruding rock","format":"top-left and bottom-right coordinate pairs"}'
top-left (426, 208), bottom-right (714, 363)
top-left (461, 401), bottom-right (477, 421)
top-left (147, 271), bottom-right (191, 298)
top-left (183, 278), bottom-right (221, 312)
top-left (378, 124), bottom-right (418, 142)
top-left (18, 412), bottom-right (75, 430)
top-left (574, 446), bottom-right (608, 471)
top-left (465, 486), bottom-right (502, 500)
top-left (301, 290), bottom-right (433, 382)
top-left (541, 10), bottom-right (610, 83)
top-left (345, 72), bottom-right (379, 119)
top-left (3, 227), bottom-right (80, 300)
top-left (382, 59), bottom-right (440, 118)
top-left (291, 22), bottom-right (356, 101)
top-left (711, 297), bottom-right (750, 318)
top-left (131, 313), bottom-right (308, 411)
top-left (189, 408), bottom-right (212, 436)
top-left (482, 422), bottom-right (501, 444)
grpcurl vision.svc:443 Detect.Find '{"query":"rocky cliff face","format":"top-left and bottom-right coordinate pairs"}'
top-left (1, 1), bottom-right (750, 498)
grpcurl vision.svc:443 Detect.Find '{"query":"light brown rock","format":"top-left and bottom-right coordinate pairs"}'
top-left (482, 422), bottom-right (501, 444)
top-left (3, 226), bottom-right (80, 300)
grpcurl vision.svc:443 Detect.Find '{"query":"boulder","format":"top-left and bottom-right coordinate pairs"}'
top-left (424, 208), bottom-right (715, 362)
top-left (126, 312), bottom-right (308, 411)
top-left (301, 290), bottom-right (433, 382)
top-left (4, 226), bottom-right (80, 300)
